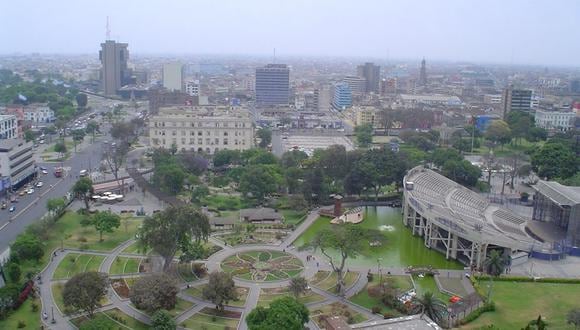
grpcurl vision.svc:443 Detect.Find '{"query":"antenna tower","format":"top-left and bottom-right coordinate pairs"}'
top-left (273, 48), bottom-right (276, 64)
top-left (106, 16), bottom-right (111, 40)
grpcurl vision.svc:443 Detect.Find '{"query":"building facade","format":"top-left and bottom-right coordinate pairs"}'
top-left (343, 76), bottom-right (367, 94)
top-left (502, 86), bottom-right (532, 118)
top-left (255, 64), bottom-right (290, 106)
top-left (185, 80), bottom-right (200, 96)
top-left (100, 40), bottom-right (131, 95)
top-left (0, 139), bottom-right (35, 189)
top-left (162, 62), bottom-right (184, 92)
top-left (23, 104), bottom-right (55, 123)
top-left (0, 115), bottom-right (18, 140)
top-left (149, 106), bottom-right (254, 154)
top-left (357, 62), bottom-right (380, 93)
top-left (534, 109), bottom-right (576, 131)
top-left (332, 82), bottom-right (352, 110)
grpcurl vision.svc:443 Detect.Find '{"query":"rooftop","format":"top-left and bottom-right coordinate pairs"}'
top-left (532, 180), bottom-right (580, 206)
top-left (350, 314), bottom-right (442, 330)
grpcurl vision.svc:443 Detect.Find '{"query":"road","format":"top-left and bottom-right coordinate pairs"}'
top-left (0, 132), bottom-right (109, 253)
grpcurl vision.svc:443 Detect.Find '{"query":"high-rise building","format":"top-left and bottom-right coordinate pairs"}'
top-left (99, 40), bottom-right (131, 96)
top-left (332, 82), bottom-right (352, 110)
top-left (502, 86), bottom-right (532, 118)
top-left (0, 115), bottom-right (18, 139)
top-left (255, 64), bottom-right (290, 106)
top-left (343, 76), bottom-right (367, 94)
top-left (357, 62), bottom-right (380, 93)
top-left (571, 79), bottom-right (580, 94)
top-left (163, 62), bottom-right (184, 92)
top-left (419, 58), bottom-right (427, 86)
top-left (185, 80), bottom-right (200, 96)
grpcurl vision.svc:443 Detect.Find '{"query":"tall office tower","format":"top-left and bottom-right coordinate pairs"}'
top-left (163, 62), bottom-right (184, 92)
top-left (332, 82), bottom-right (352, 110)
top-left (419, 58), bottom-right (427, 86)
top-left (502, 85), bottom-right (532, 118)
top-left (343, 76), bottom-right (367, 94)
top-left (185, 80), bottom-right (200, 96)
top-left (357, 62), bottom-right (380, 93)
top-left (100, 40), bottom-right (131, 96)
top-left (255, 64), bottom-right (290, 105)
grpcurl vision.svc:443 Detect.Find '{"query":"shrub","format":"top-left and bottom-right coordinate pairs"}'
top-left (17, 320), bottom-right (26, 328)
top-left (258, 253), bottom-right (270, 262)
top-left (459, 302), bottom-right (496, 325)
top-left (77, 236), bottom-right (87, 242)
top-left (475, 275), bottom-right (580, 284)
top-left (367, 272), bottom-right (374, 282)
top-left (31, 302), bottom-right (39, 312)
top-left (383, 312), bottom-right (396, 319)
top-left (371, 306), bottom-right (381, 314)
top-left (10, 234), bottom-right (44, 261)
top-left (6, 262), bottom-right (21, 283)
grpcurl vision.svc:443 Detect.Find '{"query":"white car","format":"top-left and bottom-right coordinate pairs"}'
top-left (42, 170), bottom-right (48, 175)
top-left (27, 189), bottom-right (35, 194)
top-left (36, 182), bottom-right (44, 188)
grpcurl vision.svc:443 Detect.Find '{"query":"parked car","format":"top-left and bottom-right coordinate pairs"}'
top-left (36, 182), bottom-right (44, 188)
top-left (1, 203), bottom-right (6, 209)
top-left (27, 189), bottom-right (35, 194)
top-left (9, 206), bottom-right (15, 212)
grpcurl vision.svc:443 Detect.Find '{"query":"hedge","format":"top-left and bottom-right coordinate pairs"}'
top-left (459, 302), bottom-right (496, 325)
top-left (474, 275), bottom-right (580, 284)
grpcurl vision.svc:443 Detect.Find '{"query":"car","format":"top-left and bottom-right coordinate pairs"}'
top-left (42, 170), bottom-right (48, 175)
top-left (36, 182), bottom-right (43, 188)
top-left (39, 140), bottom-right (45, 144)
top-left (27, 189), bottom-right (34, 194)
top-left (1, 203), bottom-right (6, 209)
top-left (40, 166), bottom-right (47, 171)
top-left (10, 197), bottom-right (17, 203)
top-left (9, 206), bottom-right (15, 212)
top-left (18, 191), bottom-right (25, 196)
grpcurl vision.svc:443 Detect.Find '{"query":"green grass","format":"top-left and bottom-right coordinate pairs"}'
top-left (314, 271), bottom-right (359, 293)
top-left (53, 253), bottom-right (106, 279)
top-left (281, 209), bottom-right (307, 225)
top-left (0, 297), bottom-right (41, 329)
top-left (51, 283), bottom-right (67, 314)
top-left (109, 257), bottom-right (142, 275)
top-left (103, 308), bottom-right (149, 330)
top-left (348, 275), bottom-right (413, 315)
top-left (122, 241), bottom-right (151, 254)
top-left (462, 281), bottom-right (580, 329)
top-left (310, 302), bottom-right (368, 327)
top-left (181, 309), bottom-right (240, 330)
top-left (413, 274), bottom-right (450, 303)
top-left (257, 287), bottom-right (325, 307)
top-left (178, 263), bottom-right (199, 282)
top-left (185, 285), bottom-right (249, 307)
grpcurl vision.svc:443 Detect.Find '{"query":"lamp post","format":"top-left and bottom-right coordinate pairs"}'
top-left (377, 257), bottom-right (383, 292)
top-left (51, 306), bottom-right (55, 324)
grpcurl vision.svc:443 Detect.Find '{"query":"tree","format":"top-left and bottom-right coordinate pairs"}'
top-left (410, 291), bottom-right (447, 325)
top-left (431, 148), bottom-right (463, 167)
top-left (54, 141), bottom-right (67, 158)
top-left (151, 310), bottom-right (177, 330)
top-left (531, 142), bottom-right (578, 180)
top-left (103, 141), bottom-right (129, 190)
top-left (178, 152), bottom-right (208, 175)
top-left (524, 315), bottom-right (548, 330)
top-left (24, 129), bottom-right (36, 142)
top-left (73, 177), bottom-right (94, 211)
top-left (239, 165), bottom-right (278, 203)
top-left (46, 197), bottom-right (66, 215)
top-left (246, 297), bottom-right (309, 330)
top-left (71, 128), bottom-right (85, 152)
top-left (302, 168), bottom-right (325, 205)
top-left (5, 262), bottom-right (21, 283)
top-left (485, 120), bottom-right (512, 149)
top-left (442, 159), bottom-right (482, 187)
top-left (92, 211), bottom-right (121, 241)
top-left (86, 121), bottom-right (99, 143)
top-left (280, 150), bottom-right (308, 169)
top-left (202, 272), bottom-right (238, 312)
top-left (213, 149), bottom-right (241, 167)
top-left (152, 162), bottom-right (186, 195)
top-left (257, 127), bottom-right (272, 148)
top-left (284, 167), bottom-right (303, 194)
top-left (567, 309), bottom-right (580, 330)
top-left (129, 274), bottom-right (178, 314)
top-left (288, 277), bottom-right (308, 298)
top-left (304, 224), bottom-right (383, 295)
top-left (63, 272), bottom-right (108, 317)
top-left (137, 205), bottom-right (210, 271)
top-left (352, 148), bottom-right (408, 200)
top-left (76, 93), bottom-right (88, 108)
top-left (484, 250), bottom-right (507, 277)
top-left (10, 234), bottom-right (44, 261)
top-left (355, 124), bottom-right (373, 147)
top-left (110, 122), bottom-right (135, 145)
top-left (191, 185), bottom-right (210, 203)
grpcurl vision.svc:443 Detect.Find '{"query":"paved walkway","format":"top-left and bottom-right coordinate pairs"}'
top-left (36, 207), bottom-right (477, 329)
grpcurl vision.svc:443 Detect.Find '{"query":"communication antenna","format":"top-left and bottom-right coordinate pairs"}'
top-left (106, 16), bottom-right (111, 40)
top-left (273, 48), bottom-right (276, 64)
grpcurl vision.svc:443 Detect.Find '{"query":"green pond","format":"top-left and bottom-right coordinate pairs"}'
top-left (293, 206), bottom-right (462, 270)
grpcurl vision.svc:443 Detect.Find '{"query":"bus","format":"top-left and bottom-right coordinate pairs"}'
top-left (54, 167), bottom-right (63, 178)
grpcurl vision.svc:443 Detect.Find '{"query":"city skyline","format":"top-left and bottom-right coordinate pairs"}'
top-left (1, 0), bottom-right (580, 67)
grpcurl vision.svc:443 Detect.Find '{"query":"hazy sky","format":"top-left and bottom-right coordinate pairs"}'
top-left (1, 0), bottom-right (579, 66)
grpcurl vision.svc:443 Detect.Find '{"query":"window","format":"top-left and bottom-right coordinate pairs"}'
top-left (223, 139), bottom-right (228, 145)
top-left (189, 138), bottom-right (194, 144)
top-left (198, 138), bottom-right (203, 144)
top-left (224, 132), bottom-right (228, 136)
top-left (215, 138), bottom-right (219, 144)
top-left (198, 131), bottom-right (202, 136)
top-left (172, 131), bottom-right (176, 136)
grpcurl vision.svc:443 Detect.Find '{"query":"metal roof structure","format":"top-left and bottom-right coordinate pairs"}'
top-left (532, 180), bottom-right (580, 206)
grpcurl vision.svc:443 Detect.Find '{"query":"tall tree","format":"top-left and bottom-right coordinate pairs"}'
top-left (76, 93), bottom-right (88, 108)
top-left (410, 291), bottom-right (447, 325)
top-left (303, 224), bottom-right (383, 296)
top-left (54, 141), bottom-right (67, 158)
top-left (46, 197), bottom-right (66, 216)
top-left (151, 310), bottom-right (177, 330)
top-left (257, 127), bottom-right (272, 148)
top-left (355, 124), bottom-right (373, 148)
top-left (71, 128), bottom-right (85, 152)
top-left (137, 205), bottom-right (210, 271)
top-left (246, 297), bottom-right (309, 330)
top-left (531, 142), bottom-right (578, 180)
top-left (484, 250), bottom-right (507, 277)
top-left (63, 272), bottom-right (108, 318)
top-left (485, 120), bottom-right (512, 149)
top-left (85, 121), bottom-right (99, 143)
top-left (239, 165), bottom-right (279, 203)
top-left (103, 141), bottom-right (129, 190)
top-left (73, 177), bottom-right (94, 211)
top-left (92, 211), bottom-right (121, 241)
top-left (202, 272), bottom-right (238, 312)
top-left (130, 274), bottom-right (178, 313)
top-left (288, 277), bottom-right (308, 298)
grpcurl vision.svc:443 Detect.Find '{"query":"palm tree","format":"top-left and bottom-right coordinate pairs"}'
top-left (484, 250), bottom-right (507, 276)
top-left (410, 291), bottom-right (447, 325)
top-left (524, 315), bottom-right (547, 330)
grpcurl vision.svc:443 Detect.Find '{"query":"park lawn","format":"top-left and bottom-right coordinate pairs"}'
top-left (109, 257), bottom-right (142, 275)
top-left (122, 241), bottom-right (152, 255)
top-left (177, 263), bottom-right (198, 282)
top-left (52, 283), bottom-right (110, 315)
top-left (103, 308), bottom-right (149, 330)
top-left (413, 274), bottom-right (450, 303)
top-left (181, 309), bottom-right (240, 330)
top-left (167, 297), bottom-right (194, 317)
top-left (257, 287), bottom-right (325, 307)
top-left (314, 271), bottom-right (359, 293)
top-left (462, 281), bottom-right (580, 329)
top-left (53, 253), bottom-right (105, 279)
top-left (281, 209), bottom-right (307, 225)
top-left (0, 297), bottom-right (41, 329)
top-left (349, 275), bottom-right (413, 315)
top-left (186, 285), bottom-right (249, 307)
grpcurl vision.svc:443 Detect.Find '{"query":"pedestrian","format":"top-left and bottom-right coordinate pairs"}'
top-left (316, 261), bottom-right (319, 268)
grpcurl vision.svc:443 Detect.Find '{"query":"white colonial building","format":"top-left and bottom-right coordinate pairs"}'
top-left (149, 105), bottom-right (254, 154)
top-left (0, 139), bottom-right (35, 188)
top-left (0, 115), bottom-right (18, 139)
top-left (534, 109), bottom-right (576, 131)
top-left (24, 104), bottom-right (55, 124)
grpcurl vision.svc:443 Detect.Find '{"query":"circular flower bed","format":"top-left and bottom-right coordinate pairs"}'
top-left (221, 250), bottom-right (304, 282)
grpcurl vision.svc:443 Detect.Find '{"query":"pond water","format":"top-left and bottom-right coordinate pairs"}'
top-left (293, 206), bottom-right (463, 270)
